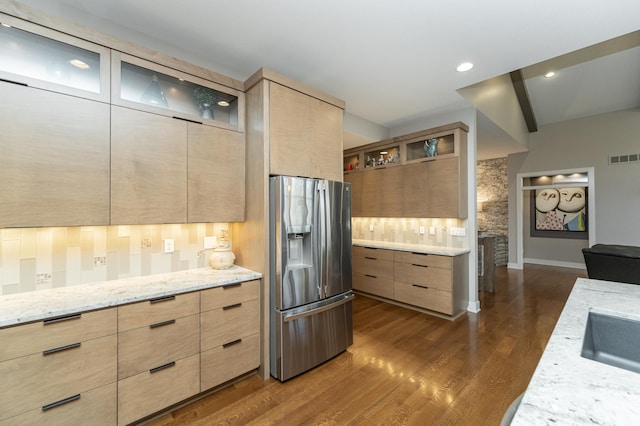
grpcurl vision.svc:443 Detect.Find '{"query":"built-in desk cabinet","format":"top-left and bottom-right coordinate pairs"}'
top-left (352, 245), bottom-right (469, 318)
top-left (0, 309), bottom-right (117, 426)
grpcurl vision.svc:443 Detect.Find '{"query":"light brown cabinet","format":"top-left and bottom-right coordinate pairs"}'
top-left (343, 122), bottom-right (468, 219)
top-left (269, 82), bottom-right (343, 182)
top-left (352, 245), bottom-right (469, 318)
top-left (0, 82), bottom-right (111, 227)
top-left (0, 309), bottom-right (117, 424)
top-left (200, 280), bottom-right (260, 390)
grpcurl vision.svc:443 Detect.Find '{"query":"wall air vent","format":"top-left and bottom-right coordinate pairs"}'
top-left (609, 154), bottom-right (640, 165)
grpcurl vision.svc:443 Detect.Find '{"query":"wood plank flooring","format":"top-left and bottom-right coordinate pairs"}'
top-left (148, 264), bottom-right (585, 426)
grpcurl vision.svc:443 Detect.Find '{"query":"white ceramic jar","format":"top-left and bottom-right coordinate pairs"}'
top-left (209, 247), bottom-right (235, 269)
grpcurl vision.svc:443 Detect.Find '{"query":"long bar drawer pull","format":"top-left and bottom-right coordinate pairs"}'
top-left (223, 339), bottom-right (242, 348)
top-left (223, 303), bottom-right (242, 310)
top-left (411, 263), bottom-right (429, 268)
top-left (411, 252), bottom-right (428, 256)
top-left (150, 361), bottom-right (176, 374)
top-left (0, 78), bottom-right (28, 87)
top-left (365, 274), bottom-right (378, 278)
top-left (43, 313), bottom-right (82, 325)
top-left (222, 283), bottom-right (242, 290)
top-left (412, 284), bottom-right (429, 289)
top-left (150, 295), bottom-right (175, 304)
top-left (43, 342), bottom-right (81, 356)
top-left (149, 319), bottom-right (176, 329)
top-left (364, 256), bottom-right (377, 260)
top-left (42, 394), bottom-right (81, 411)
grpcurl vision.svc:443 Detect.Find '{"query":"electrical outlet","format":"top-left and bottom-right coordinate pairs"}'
top-left (163, 239), bottom-right (175, 253)
top-left (419, 226), bottom-right (425, 235)
top-left (429, 226), bottom-right (435, 235)
top-left (369, 224), bottom-right (374, 232)
top-left (203, 236), bottom-right (217, 249)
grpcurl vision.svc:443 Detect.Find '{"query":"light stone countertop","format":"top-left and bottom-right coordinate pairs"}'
top-left (0, 266), bottom-right (262, 328)
top-left (512, 277), bottom-right (640, 425)
top-left (352, 239), bottom-right (469, 256)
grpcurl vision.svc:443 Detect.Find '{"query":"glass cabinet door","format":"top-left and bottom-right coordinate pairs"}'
top-left (113, 52), bottom-right (243, 131)
top-left (0, 16), bottom-right (109, 101)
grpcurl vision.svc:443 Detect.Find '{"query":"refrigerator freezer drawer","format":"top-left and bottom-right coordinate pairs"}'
top-left (271, 293), bottom-right (354, 381)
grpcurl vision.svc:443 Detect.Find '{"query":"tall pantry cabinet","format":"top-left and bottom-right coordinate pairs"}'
top-left (233, 68), bottom-right (345, 378)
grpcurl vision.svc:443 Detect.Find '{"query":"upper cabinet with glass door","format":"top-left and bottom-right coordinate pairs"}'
top-left (112, 52), bottom-right (244, 131)
top-left (0, 15), bottom-right (109, 102)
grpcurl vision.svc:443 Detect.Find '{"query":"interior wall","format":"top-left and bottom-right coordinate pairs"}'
top-left (477, 157), bottom-right (509, 265)
top-left (508, 109), bottom-right (640, 266)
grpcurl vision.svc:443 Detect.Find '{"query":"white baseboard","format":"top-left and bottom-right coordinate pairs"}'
top-left (507, 262), bottom-right (522, 270)
top-left (523, 257), bottom-right (586, 270)
top-left (467, 300), bottom-right (481, 313)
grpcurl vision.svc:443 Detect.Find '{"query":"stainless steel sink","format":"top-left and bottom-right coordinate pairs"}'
top-left (581, 311), bottom-right (640, 374)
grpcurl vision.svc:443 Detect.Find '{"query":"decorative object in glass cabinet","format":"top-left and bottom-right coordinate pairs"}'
top-left (0, 22), bottom-right (101, 93)
top-left (364, 146), bottom-right (400, 168)
top-left (406, 134), bottom-right (455, 161)
top-left (344, 154), bottom-right (360, 172)
top-left (424, 138), bottom-right (438, 157)
top-left (119, 61), bottom-right (238, 125)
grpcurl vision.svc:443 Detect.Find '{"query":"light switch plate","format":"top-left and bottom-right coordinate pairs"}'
top-left (203, 236), bottom-right (217, 249)
top-left (369, 224), bottom-right (374, 232)
top-left (419, 226), bottom-right (425, 235)
top-left (163, 239), bottom-right (175, 253)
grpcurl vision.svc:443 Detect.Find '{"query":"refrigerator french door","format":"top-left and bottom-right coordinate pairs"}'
top-left (270, 175), bottom-right (353, 381)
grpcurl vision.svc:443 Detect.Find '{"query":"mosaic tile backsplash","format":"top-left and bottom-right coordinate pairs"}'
top-left (0, 223), bottom-right (231, 295)
top-left (352, 217), bottom-right (468, 248)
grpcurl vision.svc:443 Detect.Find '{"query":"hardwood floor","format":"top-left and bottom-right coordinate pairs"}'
top-left (148, 264), bottom-right (586, 426)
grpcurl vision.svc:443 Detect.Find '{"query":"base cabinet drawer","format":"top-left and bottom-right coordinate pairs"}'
top-left (201, 333), bottom-right (259, 391)
top-left (118, 292), bottom-right (199, 332)
top-left (0, 334), bottom-right (117, 420)
top-left (117, 354), bottom-right (200, 426)
top-left (201, 280), bottom-right (259, 311)
top-left (394, 263), bottom-right (452, 292)
top-left (394, 281), bottom-right (453, 315)
top-left (0, 382), bottom-right (116, 426)
top-left (118, 313), bottom-right (200, 380)
top-left (201, 299), bottom-right (259, 351)
top-left (353, 273), bottom-right (394, 299)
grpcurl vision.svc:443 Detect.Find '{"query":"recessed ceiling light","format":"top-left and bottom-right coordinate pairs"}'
top-left (69, 59), bottom-right (90, 69)
top-left (456, 62), bottom-right (474, 72)
top-left (544, 71), bottom-right (556, 78)
top-left (217, 100), bottom-right (230, 107)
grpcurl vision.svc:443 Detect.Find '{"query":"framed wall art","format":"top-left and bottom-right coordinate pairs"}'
top-left (530, 187), bottom-right (588, 239)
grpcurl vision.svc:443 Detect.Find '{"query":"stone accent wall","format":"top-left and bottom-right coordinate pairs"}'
top-left (477, 157), bottom-right (509, 265)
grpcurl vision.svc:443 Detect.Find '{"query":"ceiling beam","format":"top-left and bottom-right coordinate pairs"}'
top-left (510, 69), bottom-right (538, 133)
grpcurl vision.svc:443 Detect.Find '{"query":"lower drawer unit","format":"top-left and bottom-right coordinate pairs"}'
top-left (117, 353), bottom-right (200, 426)
top-left (201, 333), bottom-right (260, 391)
top-left (352, 272), bottom-right (394, 299)
top-left (201, 299), bottom-right (259, 351)
top-left (0, 382), bottom-right (116, 426)
top-left (393, 262), bottom-right (452, 292)
top-left (394, 281), bottom-right (453, 315)
top-left (0, 334), bottom-right (117, 421)
top-left (118, 313), bottom-right (200, 380)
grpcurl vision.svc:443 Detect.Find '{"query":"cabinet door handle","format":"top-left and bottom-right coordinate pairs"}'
top-left (150, 295), bottom-right (175, 304)
top-left (411, 263), bottom-right (429, 268)
top-left (365, 274), bottom-right (378, 279)
top-left (43, 313), bottom-right (82, 325)
top-left (0, 77), bottom-right (28, 87)
top-left (43, 342), bottom-right (81, 356)
top-left (150, 361), bottom-right (176, 374)
top-left (42, 394), bottom-right (81, 411)
top-left (223, 303), bottom-right (242, 310)
top-left (412, 284), bottom-right (429, 289)
top-left (364, 256), bottom-right (377, 260)
top-left (149, 319), bottom-right (176, 329)
top-left (222, 283), bottom-right (241, 290)
top-left (172, 115), bottom-right (202, 125)
top-left (411, 252), bottom-right (428, 256)
top-left (223, 338), bottom-right (242, 348)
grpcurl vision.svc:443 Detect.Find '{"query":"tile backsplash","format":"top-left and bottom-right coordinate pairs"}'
top-left (0, 223), bottom-right (231, 295)
top-left (352, 217), bottom-right (468, 248)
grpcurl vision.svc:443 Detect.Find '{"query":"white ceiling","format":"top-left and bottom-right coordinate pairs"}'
top-left (10, 0), bottom-right (640, 158)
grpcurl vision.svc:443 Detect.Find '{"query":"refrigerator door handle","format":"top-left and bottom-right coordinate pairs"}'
top-left (283, 294), bottom-right (354, 323)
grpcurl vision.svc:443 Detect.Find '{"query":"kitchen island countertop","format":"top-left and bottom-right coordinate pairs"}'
top-left (352, 239), bottom-right (469, 256)
top-left (0, 266), bottom-right (261, 328)
top-left (512, 277), bottom-right (640, 425)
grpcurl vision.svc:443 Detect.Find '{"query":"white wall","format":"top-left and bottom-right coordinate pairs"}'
top-left (508, 109), bottom-right (640, 266)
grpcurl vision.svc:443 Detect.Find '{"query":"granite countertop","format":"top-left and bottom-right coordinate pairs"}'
top-left (352, 238), bottom-right (469, 256)
top-left (512, 278), bottom-right (640, 425)
top-left (0, 266), bottom-right (262, 328)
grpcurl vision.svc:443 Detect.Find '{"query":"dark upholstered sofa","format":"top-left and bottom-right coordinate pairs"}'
top-left (582, 244), bottom-right (640, 285)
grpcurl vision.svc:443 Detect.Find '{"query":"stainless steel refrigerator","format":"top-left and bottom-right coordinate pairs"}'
top-left (269, 175), bottom-right (353, 381)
